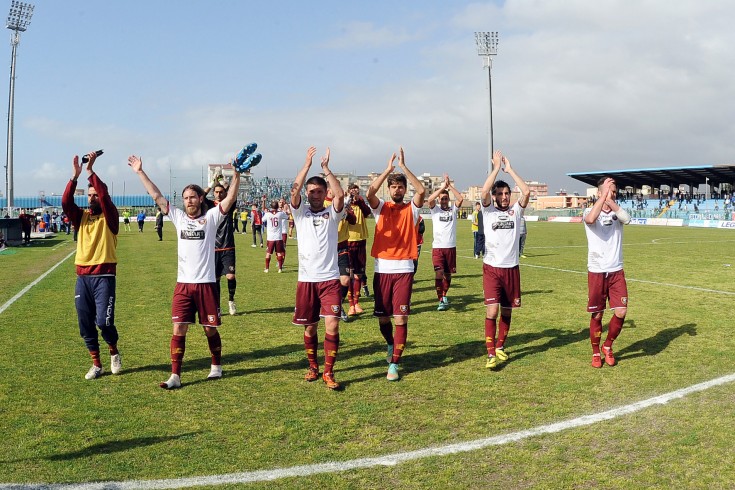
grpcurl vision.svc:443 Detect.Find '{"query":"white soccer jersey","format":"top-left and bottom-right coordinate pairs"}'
top-left (583, 208), bottom-right (624, 273)
top-left (280, 210), bottom-right (290, 235)
top-left (263, 210), bottom-right (288, 241)
top-left (168, 203), bottom-right (225, 283)
top-left (482, 201), bottom-right (524, 268)
top-left (430, 204), bottom-right (458, 248)
top-left (292, 202), bottom-right (345, 282)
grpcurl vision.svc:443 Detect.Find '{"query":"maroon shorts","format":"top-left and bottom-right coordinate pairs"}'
top-left (266, 240), bottom-right (285, 254)
top-left (171, 282), bottom-right (221, 327)
top-left (373, 272), bottom-right (414, 317)
top-left (587, 270), bottom-right (628, 313)
top-left (348, 240), bottom-right (367, 274)
top-left (292, 279), bottom-right (342, 325)
top-left (432, 247), bottom-right (457, 273)
top-left (282, 233), bottom-right (288, 244)
top-left (483, 264), bottom-right (521, 308)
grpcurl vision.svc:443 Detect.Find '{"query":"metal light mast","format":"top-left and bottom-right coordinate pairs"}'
top-left (475, 31), bottom-right (499, 173)
top-left (5, 0), bottom-right (33, 215)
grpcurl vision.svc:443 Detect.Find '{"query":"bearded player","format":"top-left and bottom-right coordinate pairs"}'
top-left (583, 177), bottom-right (631, 368)
top-left (291, 146), bottom-right (346, 390)
top-left (129, 155), bottom-right (240, 389)
top-left (480, 150), bottom-right (530, 369)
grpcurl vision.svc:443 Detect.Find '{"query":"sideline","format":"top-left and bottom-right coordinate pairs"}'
top-left (0, 250), bottom-right (76, 315)
top-left (3, 372), bottom-right (734, 489)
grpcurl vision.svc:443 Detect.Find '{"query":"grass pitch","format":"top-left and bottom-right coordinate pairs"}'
top-left (0, 221), bottom-right (734, 488)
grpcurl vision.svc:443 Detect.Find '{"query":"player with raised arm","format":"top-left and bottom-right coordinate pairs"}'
top-left (203, 173), bottom-right (239, 315)
top-left (480, 150), bottom-right (530, 369)
top-left (62, 151), bottom-right (122, 380)
top-left (262, 201), bottom-right (288, 273)
top-left (583, 177), bottom-right (631, 368)
top-left (366, 147), bottom-right (426, 381)
top-left (346, 183), bottom-right (373, 314)
top-left (129, 154), bottom-right (240, 389)
top-left (291, 146), bottom-right (346, 390)
top-left (427, 173), bottom-right (464, 311)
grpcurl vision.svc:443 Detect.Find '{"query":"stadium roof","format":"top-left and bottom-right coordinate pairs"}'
top-left (567, 164), bottom-right (735, 189)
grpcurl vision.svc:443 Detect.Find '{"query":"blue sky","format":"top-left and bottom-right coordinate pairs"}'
top-left (4, 0), bottom-right (735, 198)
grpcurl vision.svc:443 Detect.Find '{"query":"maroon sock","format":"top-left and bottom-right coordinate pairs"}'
top-left (352, 277), bottom-right (361, 304)
top-left (277, 255), bottom-right (284, 269)
top-left (171, 335), bottom-right (186, 375)
top-left (206, 330), bottom-right (222, 365)
top-left (89, 350), bottom-right (102, 368)
top-left (304, 333), bottom-right (319, 369)
top-left (108, 344), bottom-right (119, 356)
top-left (590, 316), bottom-right (602, 355)
top-left (434, 278), bottom-right (443, 300)
top-left (443, 277), bottom-right (451, 296)
top-left (379, 321), bottom-right (394, 345)
top-left (485, 318), bottom-right (497, 356)
top-left (392, 324), bottom-right (407, 363)
top-left (323, 333), bottom-right (339, 374)
top-left (265, 256), bottom-right (271, 269)
top-left (604, 315), bottom-right (624, 347)
top-left (497, 314), bottom-right (511, 349)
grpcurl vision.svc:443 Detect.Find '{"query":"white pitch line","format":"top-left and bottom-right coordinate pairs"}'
top-left (0, 250), bottom-right (76, 315)
top-left (3, 372), bottom-right (734, 490)
top-left (521, 263), bottom-right (735, 296)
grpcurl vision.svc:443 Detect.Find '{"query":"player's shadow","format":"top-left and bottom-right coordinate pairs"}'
top-left (491, 327), bottom-right (588, 370)
top-left (410, 293), bottom-right (482, 314)
top-left (337, 340), bottom-right (485, 388)
top-left (122, 342), bottom-right (306, 377)
top-left (615, 323), bottom-right (697, 361)
top-left (0, 432), bottom-right (201, 463)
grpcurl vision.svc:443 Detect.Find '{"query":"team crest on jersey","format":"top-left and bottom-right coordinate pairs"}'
top-left (508, 210), bottom-right (515, 216)
top-left (331, 305), bottom-right (340, 314)
top-left (198, 218), bottom-right (207, 225)
top-left (513, 298), bottom-right (521, 307)
top-left (399, 304), bottom-right (409, 313)
top-left (207, 314), bottom-right (216, 323)
top-left (621, 296), bottom-right (628, 305)
top-left (612, 215), bottom-right (618, 221)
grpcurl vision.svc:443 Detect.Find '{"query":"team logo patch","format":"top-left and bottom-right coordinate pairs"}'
top-left (399, 304), bottom-right (409, 313)
top-left (513, 298), bottom-right (521, 307)
top-left (613, 215), bottom-right (618, 221)
top-left (508, 210), bottom-right (515, 216)
top-left (208, 315), bottom-right (216, 323)
top-left (621, 296), bottom-right (628, 305)
top-left (331, 305), bottom-right (340, 314)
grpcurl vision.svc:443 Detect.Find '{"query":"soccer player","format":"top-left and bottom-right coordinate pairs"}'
top-left (290, 146), bottom-right (346, 390)
top-left (279, 198), bottom-right (290, 262)
top-left (250, 204), bottom-right (263, 247)
top-left (122, 209), bottom-right (132, 232)
top-left (583, 177), bottom-right (631, 368)
top-left (325, 185), bottom-right (357, 320)
top-left (203, 176), bottom-right (240, 316)
top-left (346, 183), bottom-right (373, 314)
top-left (366, 147), bottom-right (426, 381)
top-left (62, 151), bottom-right (122, 380)
top-left (472, 202), bottom-right (486, 259)
top-left (128, 154), bottom-right (240, 389)
top-left (427, 174), bottom-right (464, 311)
top-left (480, 150), bottom-right (530, 369)
top-left (262, 201), bottom-right (288, 273)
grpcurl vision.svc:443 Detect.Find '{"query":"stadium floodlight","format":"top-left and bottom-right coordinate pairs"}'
top-left (475, 31), bottom-right (499, 173)
top-left (5, 0), bottom-right (34, 216)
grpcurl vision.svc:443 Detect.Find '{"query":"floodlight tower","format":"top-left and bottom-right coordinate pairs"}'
top-left (475, 31), bottom-right (499, 173)
top-left (4, 0), bottom-right (33, 215)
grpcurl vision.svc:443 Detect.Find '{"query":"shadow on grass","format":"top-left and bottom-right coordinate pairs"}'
top-left (616, 323), bottom-right (697, 361)
top-left (492, 327), bottom-right (589, 371)
top-left (0, 432), bottom-right (201, 463)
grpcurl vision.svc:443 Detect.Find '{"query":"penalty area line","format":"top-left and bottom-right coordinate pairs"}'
top-left (0, 250), bottom-right (76, 316)
top-left (4, 372), bottom-right (734, 489)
